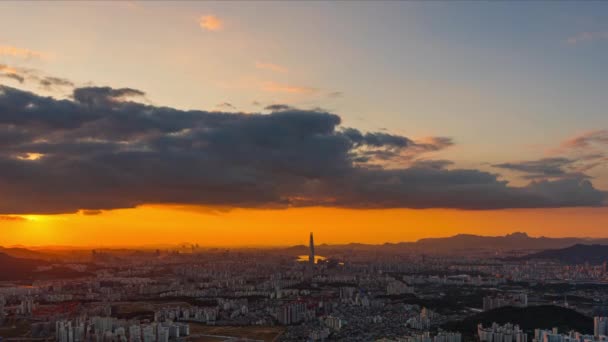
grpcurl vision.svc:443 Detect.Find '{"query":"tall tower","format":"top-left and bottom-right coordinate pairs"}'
top-left (309, 232), bottom-right (315, 270)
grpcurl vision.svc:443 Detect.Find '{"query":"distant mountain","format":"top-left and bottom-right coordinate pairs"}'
top-left (518, 244), bottom-right (608, 265)
top-left (408, 232), bottom-right (608, 254)
top-left (304, 233), bottom-right (608, 255)
top-left (0, 252), bottom-right (49, 280)
top-left (0, 246), bottom-right (56, 260)
top-left (442, 305), bottom-right (592, 336)
top-left (0, 253), bottom-right (90, 280)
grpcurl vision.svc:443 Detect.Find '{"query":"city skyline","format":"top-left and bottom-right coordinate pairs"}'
top-left (1, 1), bottom-right (608, 247)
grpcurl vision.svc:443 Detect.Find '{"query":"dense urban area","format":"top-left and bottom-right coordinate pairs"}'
top-left (2, 232), bottom-right (608, 342)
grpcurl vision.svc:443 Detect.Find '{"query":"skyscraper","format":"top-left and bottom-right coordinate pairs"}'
top-left (309, 232), bottom-right (315, 270)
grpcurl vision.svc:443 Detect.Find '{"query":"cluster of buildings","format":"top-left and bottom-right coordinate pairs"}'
top-left (476, 317), bottom-right (608, 342)
top-left (377, 331), bottom-right (462, 342)
top-left (55, 316), bottom-right (189, 342)
top-left (406, 308), bottom-right (437, 331)
top-left (531, 327), bottom-right (603, 342)
top-left (483, 293), bottom-right (528, 311)
top-left (478, 323), bottom-right (528, 342)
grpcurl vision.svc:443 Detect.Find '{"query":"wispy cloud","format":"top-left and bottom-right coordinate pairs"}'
top-left (560, 130), bottom-right (608, 149)
top-left (498, 130), bottom-right (608, 182)
top-left (0, 45), bottom-right (45, 59)
top-left (261, 81), bottom-right (317, 94)
top-left (255, 62), bottom-right (288, 73)
top-left (199, 15), bottom-right (223, 32)
top-left (566, 31), bottom-right (608, 45)
top-left (0, 64), bottom-right (24, 83)
top-left (0, 64), bottom-right (73, 90)
top-left (216, 102), bottom-right (236, 110)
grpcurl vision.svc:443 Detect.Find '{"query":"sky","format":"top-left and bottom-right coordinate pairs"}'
top-left (1, 1), bottom-right (608, 247)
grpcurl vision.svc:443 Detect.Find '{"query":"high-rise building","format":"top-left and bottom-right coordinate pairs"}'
top-left (309, 232), bottom-right (315, 270)
top-left (594, 317), bottom-right (608, 337)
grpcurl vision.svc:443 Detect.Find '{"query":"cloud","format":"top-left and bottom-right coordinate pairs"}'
top-left (39, 76), bottom-right (74, 90)
top-left (561, 130), bottom-right (608, 149)
top-left (410, 159), bottom-right (454, 170)
top-left (0, 64), bottom-right (25, 83)
top-left (495, 130), bottom-right (608, 184)
top-left (255, 62), bottom-right (288, 73)
top-left (265, 104), bottom-right (294, 112)
top-left (0, 215), bottom-right (27, 221)
top-left (567, 31), bottom-right (608, 45)
top-left (0, 84), bottom-right (605, 214)
top-left (261, 82), bottom-right (317, 94)
top-left (80, 209), bottom-right (102, 216)
top-left (328, 91), bottom-right (343, 98)
top-left (216, 102), bottom-right (236, 110)
top-left (199, 15), bottom-right (223, 31)
top-left (0, 64), bottom-right (74, 91)
top-left (0, 72), bottom-right (24, 84)
top-left (493, 158), bottom-right (580, 180)
top-left (0, 45), bottom-right (45, 59)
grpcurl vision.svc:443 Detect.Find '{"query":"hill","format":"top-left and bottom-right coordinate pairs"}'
top-left (0, 252), bottom-right (49, 280)
top-left (442, 305), bottom-right (592, 336)
top-left (0, 253), bottom-right (90, 281)
top-left (518, 244), bottom-right (608, 265)
top-left (0, 246), bottom-right (57, 260)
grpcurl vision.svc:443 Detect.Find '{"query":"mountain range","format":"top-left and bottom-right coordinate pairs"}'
top-left (300, 232), bottom-right (608, 255)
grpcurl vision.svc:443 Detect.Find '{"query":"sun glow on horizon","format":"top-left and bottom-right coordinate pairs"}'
top-left (2, 205), bottom-right (608, 248)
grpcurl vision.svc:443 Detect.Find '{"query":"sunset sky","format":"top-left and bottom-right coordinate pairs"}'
top-left (1, 1), bottom-right (608, 247)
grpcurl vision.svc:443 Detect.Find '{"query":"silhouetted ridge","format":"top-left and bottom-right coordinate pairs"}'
top-left (0, 252), bottom-right (90, 280)
top-left (519, 244), bottom-right (608, 265)
top-left (0, 252), bottom-right (48, 280)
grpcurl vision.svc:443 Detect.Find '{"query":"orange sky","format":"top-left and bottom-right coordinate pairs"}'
top-left (2, 206), bottom-right (608, 247)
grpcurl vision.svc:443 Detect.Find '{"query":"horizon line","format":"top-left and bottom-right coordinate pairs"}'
top-left (2, 231), bottom-right (605, 250)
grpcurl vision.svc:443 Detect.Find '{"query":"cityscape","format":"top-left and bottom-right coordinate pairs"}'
top-left (2, 232), bottom-right (608, 341)
top-left (2, 1), bottom-right (608, 341)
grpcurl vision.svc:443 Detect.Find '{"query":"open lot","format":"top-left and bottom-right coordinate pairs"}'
top-left (188, 324), bottom-right (285, 342)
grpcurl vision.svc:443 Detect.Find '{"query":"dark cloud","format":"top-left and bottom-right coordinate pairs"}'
top-left (410, 159), bottom-right (454, 170)
top-left (81, 209), bottom-right (103, 216)
top-left (73, 86), bottom-right (145, 105)
top-left (493, 158), bottom-right (576, 179)
top-left (264, 104), bottom-right (293, 112)
top-left (342, 128), bottom-right (411, 148)
top-left (0, 84), bottom-right (605, 214)
top-left (493, 154), bottom-right (607, 181)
